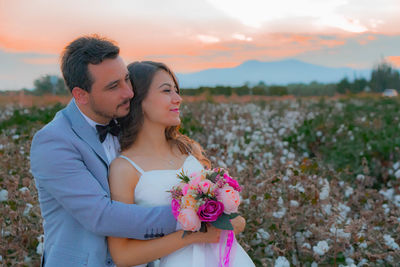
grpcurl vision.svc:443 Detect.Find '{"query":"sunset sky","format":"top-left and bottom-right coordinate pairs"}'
top-left (1, 0), bottom-right (400, 90)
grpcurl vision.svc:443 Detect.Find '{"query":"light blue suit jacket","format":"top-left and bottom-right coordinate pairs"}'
top-left (30, 100), bottom-right (176, 267)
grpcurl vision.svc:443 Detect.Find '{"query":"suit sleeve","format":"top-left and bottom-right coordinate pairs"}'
top-left (30, 128), bottom-right (177, 239)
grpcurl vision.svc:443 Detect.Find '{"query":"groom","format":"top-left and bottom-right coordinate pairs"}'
top-left (30, 35), bottom-right (179, 267)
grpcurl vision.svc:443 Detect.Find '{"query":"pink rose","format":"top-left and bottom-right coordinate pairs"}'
top-left (197, 200), bottom-right (224, 222)
top-left (178, 208), bottom-right (201, 231)
top-left (190, 176), bottom-right (202, 187)
top-left (189, 172), bottom-right (204, 186)
top-left (181, 184), bottom-right (189, 196)
top-left (199, 180), bottom-right (213, 194)
top-left (223, 173), bottom-right (242, 192)
top-left (217, 185), bottom-right (241, 214)
top-left (171, 199), bottom-right (180, 220)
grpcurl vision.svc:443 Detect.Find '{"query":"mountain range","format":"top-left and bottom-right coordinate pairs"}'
top-left (175, 59), bottom-right (371, 88)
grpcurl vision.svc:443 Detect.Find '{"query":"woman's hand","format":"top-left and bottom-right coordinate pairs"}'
top-left (231, 216), bottom-right (246, 235)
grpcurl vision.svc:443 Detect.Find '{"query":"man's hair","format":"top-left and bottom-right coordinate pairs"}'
top-left (61, 35), bottom-right (120, 92)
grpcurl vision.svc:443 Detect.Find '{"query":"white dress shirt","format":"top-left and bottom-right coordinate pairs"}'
top-left (76, 106), bottom-right (120, 164)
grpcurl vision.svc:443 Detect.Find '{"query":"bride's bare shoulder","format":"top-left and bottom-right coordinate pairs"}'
top-left (109, 156), bottom-right (141, 181)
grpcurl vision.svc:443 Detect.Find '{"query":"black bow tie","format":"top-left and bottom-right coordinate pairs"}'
top-left (96, 120), bottom-right (120, 143)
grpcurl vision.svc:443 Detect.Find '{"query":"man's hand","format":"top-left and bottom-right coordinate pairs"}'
top-left (187, 225), bottom-right (222, 244)
top-left (231, 216), bottom-right (246, 235)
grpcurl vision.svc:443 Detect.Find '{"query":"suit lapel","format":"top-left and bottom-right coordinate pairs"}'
top-left (63, 100), bottom-right (110, 168)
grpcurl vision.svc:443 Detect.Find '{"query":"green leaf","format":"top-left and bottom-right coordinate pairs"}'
top-left (208, 172), bottom-right (218, 182)
top-left (211, 214), bottom-right (234, 230)
top-left (229, 213), bottom-right (239, 219)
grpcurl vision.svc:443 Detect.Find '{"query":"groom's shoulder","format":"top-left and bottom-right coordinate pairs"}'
top-left (32, 106), bottom-right (73, 144)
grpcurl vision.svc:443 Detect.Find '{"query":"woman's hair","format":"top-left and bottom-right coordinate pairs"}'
top-left (118, 61), bottom-right (210, 168)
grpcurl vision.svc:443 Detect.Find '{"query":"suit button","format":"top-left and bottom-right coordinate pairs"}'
top-left (106, 259), bottom-right (113, 265)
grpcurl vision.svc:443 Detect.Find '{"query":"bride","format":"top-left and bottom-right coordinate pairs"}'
top-left (108, 61), bottom-right (255, 267)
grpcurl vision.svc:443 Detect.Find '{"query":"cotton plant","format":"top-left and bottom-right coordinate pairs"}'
top-left (2, 99), bottom-right (400, 266)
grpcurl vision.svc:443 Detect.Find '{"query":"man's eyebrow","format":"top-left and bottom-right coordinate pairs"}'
top-left (104, 73), bottom-right (129, 89)
top-left (105, 79), bottom-right (119, 89)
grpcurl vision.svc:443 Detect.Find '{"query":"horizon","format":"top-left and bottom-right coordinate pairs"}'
top-left (1, 0), bottom-right (399, 90)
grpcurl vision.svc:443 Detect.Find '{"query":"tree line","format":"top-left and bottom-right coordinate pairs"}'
top-left (26, 60), bottom-right (400, 97)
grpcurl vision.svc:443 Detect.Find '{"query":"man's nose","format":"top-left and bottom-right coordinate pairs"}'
top-left (122, 81), bottom-right (134, 99)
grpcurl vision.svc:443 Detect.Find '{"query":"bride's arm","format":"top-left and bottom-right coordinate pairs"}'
top-left (107, 158), bottom-right (220, 267)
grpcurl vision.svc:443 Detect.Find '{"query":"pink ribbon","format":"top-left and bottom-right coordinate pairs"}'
top-left (218, 230), bottom-right (235, 267)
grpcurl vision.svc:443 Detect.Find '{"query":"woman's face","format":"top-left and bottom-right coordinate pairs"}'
top-left (142, 69), bottom-right (182, 127)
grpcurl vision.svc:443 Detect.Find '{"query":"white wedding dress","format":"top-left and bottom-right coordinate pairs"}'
top-left (119, 155), bottom-right (255, 267)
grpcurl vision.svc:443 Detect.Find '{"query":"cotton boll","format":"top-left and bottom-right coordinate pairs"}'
top-left (337, 203), bottom-right (351, 223)
top-left (23, 203), bottom-right (33, 216)
top-left (0, 189), bottom-right (8, 202)
top-left (393, 162), bottom-right (400, 171)
top-left (330, 227), bottom-right (350, 239)
top-left (382, 204), bottom-right (390, 214)
top-left (19, 187), bottom-right (29, 193)
top-left (393, 195), bottom-right (400, 208)
top-left (359, 241), bottom-right (368, 248)
top-left (273, 208), bottom-right (287, 219)
top-left (383, 234), bottom-right (400, 250)
top-left (274, 256), bottom-right (290, 267)
top-left (36, 235), bottom-right (44, 255)
top-left (322, 204), bottom-right (332, 215)
top-left (344, 186), bottom-right (354, 198)
top-left (357, 259), bottom-right (368, 266)
top-left (345, 258), bottom-right (355, 266)
top-left (264, 245), bottom-right (274, 256)
top-left (295, 232), bottom-right (305, 244)
top-left (395, 169), bottom-right (400, 179)
top-left (379, 188), bottom-right (394, 200)
top-left (319, 179), bottom-right (330, 200)
top-left (257, 228), bottom-right (270, 240)
top-left (356, 174), bottom-right (365, 181)
top-left (24, 256), bottom-right (32, 264)
top-left (290, 200), bottom-right (299, 208)
top-left (313, 240), bottom-right (329, 256)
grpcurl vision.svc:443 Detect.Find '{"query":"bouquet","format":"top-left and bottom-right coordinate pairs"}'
top-left (169, 167), bottom-right (242, 234)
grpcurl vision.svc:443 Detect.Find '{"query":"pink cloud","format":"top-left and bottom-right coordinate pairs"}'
top-left (386, 56), bottom-right (400, 68)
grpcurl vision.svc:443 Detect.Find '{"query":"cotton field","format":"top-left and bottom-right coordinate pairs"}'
top-left (1, 96), bottom-right (400, 266)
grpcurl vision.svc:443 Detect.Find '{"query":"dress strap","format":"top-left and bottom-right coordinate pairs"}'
top-left (118, 155), bottom-right (145, 175)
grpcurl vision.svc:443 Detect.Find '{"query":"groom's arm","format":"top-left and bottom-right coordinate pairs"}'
top-left (30, 128), bottom-right (176, 239)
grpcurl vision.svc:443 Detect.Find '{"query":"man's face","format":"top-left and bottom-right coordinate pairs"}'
top-left (86, 56), bottom-right (133, 124)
